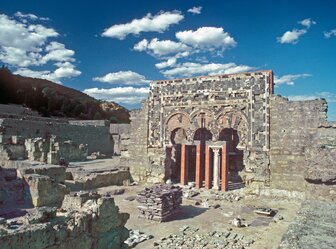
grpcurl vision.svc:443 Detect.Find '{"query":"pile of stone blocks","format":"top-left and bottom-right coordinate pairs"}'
top-left (0, 193), bottom-right (130, 249)
top-left (136, 184), bottom-right (182, 222)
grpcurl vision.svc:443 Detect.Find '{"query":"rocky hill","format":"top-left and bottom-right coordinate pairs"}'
top-left (0, 67), bottom-right (130, 123)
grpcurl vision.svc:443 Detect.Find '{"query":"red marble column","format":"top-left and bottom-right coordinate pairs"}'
top-left (221, 143), bottom-right (228, 192)
top-left (195, 144), bottom-right (201, 188)
top-left (205, 145), bottom-right (211, 189)
top-left (180, 144), bottom-right (188, 185)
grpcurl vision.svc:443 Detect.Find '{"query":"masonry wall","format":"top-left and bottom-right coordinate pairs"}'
top-left (0, 118), bottom-right (113, 155)
top-left (120, 102), bottom-right (164, 183)
top-left (269, 96), bottom-right (336, 200)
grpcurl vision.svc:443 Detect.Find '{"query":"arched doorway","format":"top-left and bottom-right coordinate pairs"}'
top-left (219, 128), bottom-right (244, 190)
top-left (168, 128), bottom-right (187, 183)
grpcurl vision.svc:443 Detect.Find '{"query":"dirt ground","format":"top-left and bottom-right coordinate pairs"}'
top-left (96, 184), bottom-right (302, 249)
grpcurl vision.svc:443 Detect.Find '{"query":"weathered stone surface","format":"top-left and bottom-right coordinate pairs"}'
top-left (66, 169), bottom-right (131, 190)
top-left (279, 200), bottom-right (336, 249)
top-left (23, 174), bottom-right (69, 207)
top-left (304, 145), bottom-right (336, 184)
top-left (16, 164), bottom-right (67, 183)
top-left (0, 195), bottom-right (129, 249)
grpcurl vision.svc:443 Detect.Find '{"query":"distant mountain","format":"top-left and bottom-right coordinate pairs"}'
top-left (0, 67), bottom-right (130, 123)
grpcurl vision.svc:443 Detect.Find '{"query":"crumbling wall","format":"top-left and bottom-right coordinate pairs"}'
top-left (269, 96), bottom-right (336, 200)
top-left (0, 117), bottom-right (113, 156)
top-left (120, 102), bottom-right (163, 183)
top-left (0, 165), bottom-right (69, 208)
top-left (110, 123), bottom-right (130, 155)
top-left (0, 194), bottom-right (129, 249)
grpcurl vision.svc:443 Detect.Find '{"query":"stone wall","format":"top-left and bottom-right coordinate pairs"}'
top-left (269, 96), bottom-right (336, 200)
top-left (120, 102), bottom-right (164, 183)
top-left (110, 124), bottom-right (130, 155)
top-left (0, 117), bottom-right (113, 156)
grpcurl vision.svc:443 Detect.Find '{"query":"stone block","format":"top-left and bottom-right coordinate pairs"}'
top-left (23, 174), bottom-right (69, 207)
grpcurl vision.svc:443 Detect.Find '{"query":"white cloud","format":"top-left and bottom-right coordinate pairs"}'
top-left (277, 18), bottom-right (315, 44)
top-left (42, 41), bottom-right (75, 63)
top-left (277, 29), bottom-right (307, 44)
top-left (0, 14), bottom-right (58, 52)
top-left (0, 13), bottom-right (80, 83)
top-left (161, 62), bottom-right (254, 78)
top-left (83, 87), bottom-right (149, 104)
top-left (133, 38), bottom-right (191, 57)
top-left (14, 62), bottom-right (81, 83)
top-left (102, 11), bottom-right (184, 39)
top-left (155, 57), bottom-right (177, 69)
top-left (187, 6), bottom-right (202, 15)
top-left (274, 74), bottom-right (311, 85)
top-left (93, 71), bottom-right (150, 85)
top-left (14, 11), bottom-right (38, 21)
top-left (299, 18), bottom-right (316, 28)
top-left (324, 29), bottom-right (336, 39)
top-left (14, 11), bottom-right (50, 22)
top-left (287, 92), bottom-right (336, 103)
top-left (176, 27), bottom-right (236, 51)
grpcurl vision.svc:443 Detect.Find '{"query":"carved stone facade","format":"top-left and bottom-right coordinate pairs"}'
top-left (122, 71), bottom-right (274, 188)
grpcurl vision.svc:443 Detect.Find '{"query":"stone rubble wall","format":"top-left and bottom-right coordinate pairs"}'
top-left (120, 102), bottom-right (164, 183)
top-left (110, 124), bottom-right (130, 155)
top-left (0, 117), bottom-right (114, 156)
top-left (269, 96), bottom-right (336, 200)
top-left (0, 194), bottom-right (129, 249)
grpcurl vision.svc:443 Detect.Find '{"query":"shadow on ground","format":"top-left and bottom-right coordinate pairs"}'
top-left (173, 205), bottom-right (207, 221)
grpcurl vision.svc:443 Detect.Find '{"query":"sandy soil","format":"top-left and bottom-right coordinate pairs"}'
top-left (96, 184), bottom-right (301, 249)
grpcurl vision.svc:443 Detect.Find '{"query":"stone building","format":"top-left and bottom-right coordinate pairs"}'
top-left (122, 70), bottom-right (336, 200)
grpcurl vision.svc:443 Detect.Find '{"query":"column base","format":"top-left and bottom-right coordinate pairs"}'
top-left (212, 186), bottom-right (220, 190)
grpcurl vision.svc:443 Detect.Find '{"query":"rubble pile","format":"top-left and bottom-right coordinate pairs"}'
top-left (154, 226), bottom-right (255, 249)
top-left (136, 184), bottom-right (182, 222)
top-left (124, 229), bottom-right (153, 248)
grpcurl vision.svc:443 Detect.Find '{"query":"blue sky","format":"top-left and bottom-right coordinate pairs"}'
top-left (1, 0), bottom-right (336, 120)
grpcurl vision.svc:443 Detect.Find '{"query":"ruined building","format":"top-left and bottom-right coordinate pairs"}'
top-left (122, 70), bottom-right (336, 201)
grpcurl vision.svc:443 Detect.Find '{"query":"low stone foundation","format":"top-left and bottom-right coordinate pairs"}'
top-left (0, 193), bottom-right (129, 249)
top-left (65, 167), bottom-right (131, 191)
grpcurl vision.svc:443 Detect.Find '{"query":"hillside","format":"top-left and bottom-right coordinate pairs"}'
top-left (0, 67), bottom-right (130, 123)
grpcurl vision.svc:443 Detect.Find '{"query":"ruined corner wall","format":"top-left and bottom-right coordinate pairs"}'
top-left (269, 95), bottom-right (336, 200)
top-left (120, 102), bottom-right (164, 183)
top-left (0, 196), bottom-right (129, 249)
top-left (0, 118), bottom-right (113, 156)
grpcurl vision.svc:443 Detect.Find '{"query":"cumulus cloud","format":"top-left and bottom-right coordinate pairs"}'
top-left (324, 28), bottom-right (336, 39)
top-left (187, 6), bottom-right (202, 15)
top-left (14, 62), bottom-right (81, 83)
top-left (102, 11), bottom-right (184, 39)
top-left (176, 27), bottom-right (236, 51)
top-left (155, 57), bottom-right (177, 69)
top-left (83, 87), bottom-right (149, 104)
top-left (277, 29), bottom-right (307, 44)
top-left (41, 41), bottom-right (75, 63)
top-left (299, 18), bottom-right (316, 28)
top-left (0, 13), bottom-right (80, 83)
top-left (93, 71), bottom-right (150, 85)
top-left (274, 74), bottom-right (311, 85)
top-left (277, 18), bottom-right (315, 44)
top-left (133, 38), bottom-right (191, 57)
top-left (161, 62), bottom-right (254, 78)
